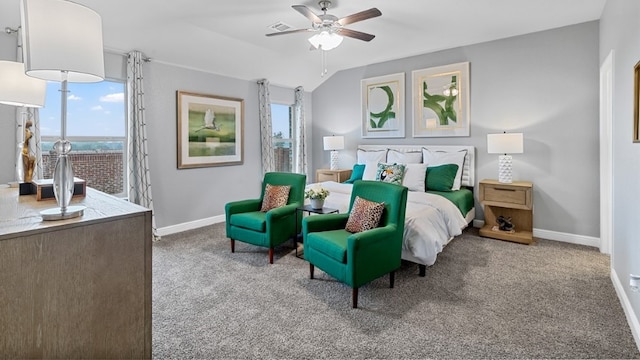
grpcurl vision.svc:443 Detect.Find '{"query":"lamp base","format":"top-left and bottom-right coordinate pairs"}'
top-left (498, 154), bottom-right (513, 183)
top-left (40, 205), bottom-right (85, 221)
top-left (330, 150), bottom-right (339, 170)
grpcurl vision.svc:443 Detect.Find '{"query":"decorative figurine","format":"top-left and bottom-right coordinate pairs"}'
top-left (22, 119), bottom-right (36, 183)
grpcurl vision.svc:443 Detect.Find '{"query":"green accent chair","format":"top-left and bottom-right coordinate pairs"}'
top-left (302, 180), bottom-right (408, 308)
top-left (225, 172), bottom-right (306, 264)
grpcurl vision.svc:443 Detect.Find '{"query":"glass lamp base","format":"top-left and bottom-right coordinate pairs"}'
top-left (40, 205), bottom-right (85, 221)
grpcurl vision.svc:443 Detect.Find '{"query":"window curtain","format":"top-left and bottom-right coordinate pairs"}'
top-left (294, 86), bottom-right (307, 177)
top-left (126, 50), bottom-right (159, 240)
top-left (258, 79), bottom-right (274, 175)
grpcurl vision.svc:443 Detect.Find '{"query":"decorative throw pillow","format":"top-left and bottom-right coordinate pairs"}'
top-left (402, 163), bottom-right (428, 192)
top-left (260, 184), bottom-right (291, 212)
top-left (387, 149), bottom-right (423, 164)
top-left (362, 160), bottom-right (380, 181)
top-left (343, 164), bottom-right (366, 184)
top-left (356, 149), bottom-right (387, 164)
top-left (345, 196), bottom-right (385, 233)
top-left (376, 163), bottom-right (406, 185)
top-left (426, 164), bottom-right (459, 192)
top-left (422, 148), bottom-right (467, 190)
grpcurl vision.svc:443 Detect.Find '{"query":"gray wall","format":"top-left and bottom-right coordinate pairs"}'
top-left (312, 21), bottom-right (600, 238)
top-left (600, 0), bottom-right (640, 336)
top-left (144, 62), bottom-right (312, 228)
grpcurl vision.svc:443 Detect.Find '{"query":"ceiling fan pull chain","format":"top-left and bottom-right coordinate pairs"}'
top-left (321, 49), bottom-right (328, 77)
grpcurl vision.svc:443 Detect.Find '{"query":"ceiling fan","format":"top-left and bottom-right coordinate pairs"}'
top-left (266, 0), bottom-right (382, 50)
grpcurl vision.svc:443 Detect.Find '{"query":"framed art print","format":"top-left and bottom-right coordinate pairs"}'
top-left (177, 91), bottom-right (244, 168)
top-left (412, 62), bottom-right (470, 137)
top-left (361, 72), bottom-right (405, 138)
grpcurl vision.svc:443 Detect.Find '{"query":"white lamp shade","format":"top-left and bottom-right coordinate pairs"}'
top-left (487, 133), bottom-right (524, 154)
top-left (21, 0), bottom-right (105, 83)
top-left (0, 60), bottom-right (46, 107)
top-left (308, 31), bottom-right (343, 51)
top-left (323, 136), bottom-right (345, 151)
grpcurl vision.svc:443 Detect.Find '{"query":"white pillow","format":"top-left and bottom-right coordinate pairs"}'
top-left (362, 161), bottom-right (380, 181)
top-left (357, 149), bottom-right (387, 164)
top-left (387, 149), bottom-right (423, 164)
top-left (402, 163), bottom-right (428, 192)
top-left (422, 149), bottom-right (467, 190)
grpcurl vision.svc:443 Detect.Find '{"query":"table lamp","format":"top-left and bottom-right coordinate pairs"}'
top-left (323, 135), bottom-right (344, 170)
top-left (487, 132), bottom-right (523, 183)
top-left (21, 0), bottom-right (105, 220)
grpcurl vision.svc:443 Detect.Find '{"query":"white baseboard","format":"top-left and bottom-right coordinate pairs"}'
top-left (157, 215), bottom-right (225, 237)
top-left (472, 220), bottom-right (600, 248)
top-left (611, 268), bottom-right (640, 352)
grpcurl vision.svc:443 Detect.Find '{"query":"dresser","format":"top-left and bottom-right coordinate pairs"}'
top-left (0, 187), bottom-right (152, 359)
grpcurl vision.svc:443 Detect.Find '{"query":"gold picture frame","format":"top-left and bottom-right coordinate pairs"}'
top-left (634, 61), bottom-right (640, 143)
top-left (360, 73), bottom-right (405, 138)
top-left (412, 62), bottom-right (470, 137)
top-left (177, 91), bottom-right (244, 168)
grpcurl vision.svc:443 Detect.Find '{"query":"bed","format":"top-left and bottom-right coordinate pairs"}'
top-left (306, 145), bottom-right (475, 276)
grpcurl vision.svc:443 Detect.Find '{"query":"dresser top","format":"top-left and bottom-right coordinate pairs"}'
top-left (0, 187), bottom-right (150, 239)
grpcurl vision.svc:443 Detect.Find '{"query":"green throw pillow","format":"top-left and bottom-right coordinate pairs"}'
top-left (343, 164), bottom-right (365, 184)
top-left (376, 163), bottom-right (406, 185)
top-left (426, 164), bottom-right (459, 192)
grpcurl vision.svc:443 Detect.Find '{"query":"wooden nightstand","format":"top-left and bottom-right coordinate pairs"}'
top-left (315, 169), bottom-right (352, 183)
top-left (478, 179), bottom-right (533, 244)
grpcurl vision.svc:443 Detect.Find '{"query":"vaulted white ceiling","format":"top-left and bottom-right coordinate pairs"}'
top-left (0, 0), bottom-right (606, 90)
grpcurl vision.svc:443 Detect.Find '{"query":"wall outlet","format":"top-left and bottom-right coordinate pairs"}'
top-left (631, 274), bottom-right (640, 293)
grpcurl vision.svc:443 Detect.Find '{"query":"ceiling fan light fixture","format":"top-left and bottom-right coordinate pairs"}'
top-left (308, 31), bottom-right (343, 50)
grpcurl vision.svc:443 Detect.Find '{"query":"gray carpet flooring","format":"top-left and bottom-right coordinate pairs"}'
top-left (152, 224), bottom-right (639, 359)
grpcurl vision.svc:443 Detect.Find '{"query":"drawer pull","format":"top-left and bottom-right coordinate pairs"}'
top-left (494, 188), bottom-right (516, 192)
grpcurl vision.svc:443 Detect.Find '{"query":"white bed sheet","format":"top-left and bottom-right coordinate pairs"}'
top-left (305, 181), bottom-right (469, 266)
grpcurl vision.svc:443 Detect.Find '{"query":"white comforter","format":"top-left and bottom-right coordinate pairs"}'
top-left (306, 181), bottom-right (469, 266)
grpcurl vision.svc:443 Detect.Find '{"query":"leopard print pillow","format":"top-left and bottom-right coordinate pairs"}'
top-left (260, 184), bottom-right (291, 212)
top-left (345, 196), bottom-right (385, 233)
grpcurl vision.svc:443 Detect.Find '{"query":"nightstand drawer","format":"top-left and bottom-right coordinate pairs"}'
top-left (483, 186), bottom-right (527, 206)
top-left (479, 180), bottom-right (533, 210)
top-left (316, 169), bottom-right (352, 183)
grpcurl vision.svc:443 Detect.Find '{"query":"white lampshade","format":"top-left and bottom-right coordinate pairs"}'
top-left (487, 133), bottom-right (524, 154)
top-left (0, 60), bottom-right (46, 107)
top-left (323, 135), bottom-right (345, 151)
top-left (21, 0), bottom-right (105, 83)
top-left (308, 31), bottom-right (343, 51)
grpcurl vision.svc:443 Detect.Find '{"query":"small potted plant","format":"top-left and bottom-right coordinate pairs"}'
top-left (305, 186), bottom-right (330, 209)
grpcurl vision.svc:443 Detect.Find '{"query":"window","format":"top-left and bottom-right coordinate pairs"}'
top-left (40, 80), bottom-right (127, 196)
top-left (271, 103), bottom-right (295, 172)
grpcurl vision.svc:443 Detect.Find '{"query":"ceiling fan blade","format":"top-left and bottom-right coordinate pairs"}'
top-left (337, 8), bottom-right (382, 26)
top-left (292, 5), bottom-right (322, 24)
top-left (338, 28), bottom-right (375, 42)
top-left (266, 28), bottom-right (314, 37)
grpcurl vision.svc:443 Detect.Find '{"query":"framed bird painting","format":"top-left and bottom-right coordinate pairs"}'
top-left (177, 91), bottom-right (244, 168)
